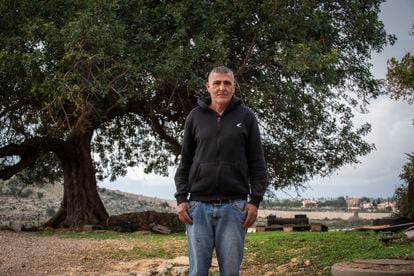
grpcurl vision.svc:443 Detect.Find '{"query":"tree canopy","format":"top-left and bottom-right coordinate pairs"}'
top-left (0, 0), bottom-right (394, 227)
top-left (394, 154), bottom-right (414, 220)
top-left (386, 25), bottom-right (414, 104)
top-left (386, 24), bottom-right (413, 219)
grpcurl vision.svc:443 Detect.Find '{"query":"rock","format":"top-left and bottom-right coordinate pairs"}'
top-left (172, 266), bottom-right (189, 275)
top-left (276, 264), bottom-right (289, 274)
top-left (405, 226), bottom-right (414, 240)
top-left (290, 257), bottom-right (299, 268)
top-left (107, 211), bottom-right (184, 233)
top-left (149, 222), bottom-right (171, 234)
top-left (82, 225), bottom-right (103, 231)
top-left (21, 225), bottom-right (42, 232)
top-left (332, 259), bottom-right (414, 275)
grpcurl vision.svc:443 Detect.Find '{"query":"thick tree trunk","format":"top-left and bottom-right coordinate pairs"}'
top-left (407, 179), bottom-right (414, 220)
top-left (45, 131), bottom-right (108, 228)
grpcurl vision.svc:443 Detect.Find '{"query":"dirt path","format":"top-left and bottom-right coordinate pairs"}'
top-left (0, 231), bottom-right (193, 275)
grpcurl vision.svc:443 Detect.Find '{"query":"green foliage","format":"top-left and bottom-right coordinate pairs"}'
top-left (37, 192), bottom-right (44, 199)
top-left (387, 24), bottom-right (414, 220)
top-left (319, 197), bottom-right (347, 208)
top-left (7, 185), bottom-right (18, 196)
top-left (46, 206), bottom-right (56, 217)
top-left (2, 177), bottom-right (24, 196)
top-left (387, 24), bottom-right (414, 104)
top-left (394, 153), bottom-right (414, 219)
top-left (1, 0), bottom-right (394, 191)
top-left (263, 198), bottom-right (303, 208)
top-left (387, 53), bottom-right (414, 104)
top-left (18, 188), bottom-right (32, 198)
top-left (360, 197), bottom-right (371, 203)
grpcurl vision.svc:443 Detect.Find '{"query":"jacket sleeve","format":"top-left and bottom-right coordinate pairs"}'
top-left (247, 111), bottom-right (268, 207)
top-left (174, 113), bottom-right (196, 204)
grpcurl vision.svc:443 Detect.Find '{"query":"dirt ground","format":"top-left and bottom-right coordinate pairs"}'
top-left (0, 230), bottom-right (299, 276)
top-left (0, 230), bottom-right (197, 276)
top-left (0, 230), bottom-right (254, 276)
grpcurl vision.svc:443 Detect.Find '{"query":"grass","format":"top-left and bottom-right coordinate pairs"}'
top-left (37, 230), bottom-right (187, 260)
top-left (36, 230), bottom-right (414, 275)
top-left (244, 231), bottom-right (414, 274)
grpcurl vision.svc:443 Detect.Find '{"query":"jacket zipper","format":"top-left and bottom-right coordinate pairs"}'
top-left (216, 115), bottom-right (221, 159)
top-left (215, 114), bottom-right (221, 198)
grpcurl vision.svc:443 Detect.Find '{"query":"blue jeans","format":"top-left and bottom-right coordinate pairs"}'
top-left (186, 200), bottom-right (247, 276)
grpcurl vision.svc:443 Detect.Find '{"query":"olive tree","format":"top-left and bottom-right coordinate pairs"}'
top-left (0, 0), bottom-right (394, 227)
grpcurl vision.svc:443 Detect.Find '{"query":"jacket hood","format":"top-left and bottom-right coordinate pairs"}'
top-left (197, 95), bottom-right (242, 113)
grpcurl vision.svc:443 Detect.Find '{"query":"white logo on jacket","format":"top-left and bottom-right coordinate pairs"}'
top-left (236, 123), bottom-right (243, 128)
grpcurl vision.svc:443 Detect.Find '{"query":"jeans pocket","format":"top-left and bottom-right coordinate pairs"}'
top-left (230, 200), bottom-right (246, 214)
top-left (188, 201), bottom-right (200, 211)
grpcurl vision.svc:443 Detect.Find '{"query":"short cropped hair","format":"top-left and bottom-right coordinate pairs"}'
top-left (208, 66), bottom-right (234, 82)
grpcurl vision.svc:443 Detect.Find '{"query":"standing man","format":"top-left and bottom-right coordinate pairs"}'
top-left (174, 66), bottom-right (268, 276)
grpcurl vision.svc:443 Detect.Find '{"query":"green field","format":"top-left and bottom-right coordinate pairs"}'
top-left (37, 230), bottom-right (414, 275)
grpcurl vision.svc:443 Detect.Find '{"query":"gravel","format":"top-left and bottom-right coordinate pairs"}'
top-left (0, 230), bottom-right (193, 276)
top-left (0, 231), bottom-right (119, 275)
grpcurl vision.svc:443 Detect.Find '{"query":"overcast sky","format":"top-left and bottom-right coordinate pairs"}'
top-left (99, 0), bottom-right (414, 200)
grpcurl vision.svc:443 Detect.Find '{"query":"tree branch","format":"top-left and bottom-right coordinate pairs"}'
top-left (0, 154), bottom-right (40, 180)
top-left (238, 33), bottom-right (257, 73)
top-left (0, 137), bottom-right (72, 180)
top-left (146, 113), bottom-right (182, 155)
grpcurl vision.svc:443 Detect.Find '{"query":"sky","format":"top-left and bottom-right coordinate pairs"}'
top-left (99, 0), bottom-right (414, 200)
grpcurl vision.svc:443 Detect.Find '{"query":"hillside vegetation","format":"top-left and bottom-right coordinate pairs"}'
top-left (0, 178), bottom-right (175, 230)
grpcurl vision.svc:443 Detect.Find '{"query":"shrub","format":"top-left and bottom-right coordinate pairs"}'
top-left (18, 189), bottom-right (33, 198)
top-left (160, 202), bottom-right (170, 208)
top-left (46, 206), bottom-right (56, 217)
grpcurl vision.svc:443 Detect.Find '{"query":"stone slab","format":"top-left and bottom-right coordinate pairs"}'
top-left (332, 259), bottom-right (414, 276)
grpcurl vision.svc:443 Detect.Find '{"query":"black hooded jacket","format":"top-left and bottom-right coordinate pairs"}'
top-left (174, 96), bottom-right (268, 207)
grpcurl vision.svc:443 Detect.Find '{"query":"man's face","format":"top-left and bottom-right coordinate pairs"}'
top-left (206, 72), bottom-right (235, 107)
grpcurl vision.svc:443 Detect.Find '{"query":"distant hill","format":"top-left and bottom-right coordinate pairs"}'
top-left (0, 178), bottom-right (176, 230)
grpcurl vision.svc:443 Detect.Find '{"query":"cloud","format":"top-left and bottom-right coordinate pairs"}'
top-left (99, 167), bottom-right (177, 200)
top-left (300, 97), bottom-right (414, 199)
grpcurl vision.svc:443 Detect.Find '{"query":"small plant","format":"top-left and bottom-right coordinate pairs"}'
top-left (160, 202), bottom-right (170, 208)
top-left (46, 206), bottom-right (56, 217)
top-left (18, 189), bottom-right (33, 198)
top-left (8, 186), bottom-right (18, 196)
